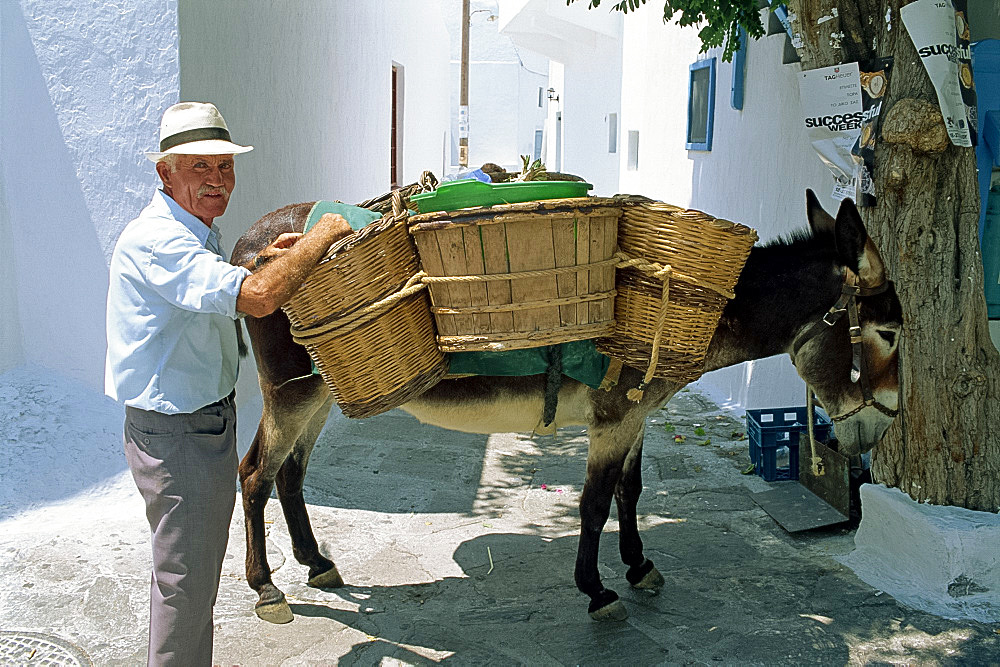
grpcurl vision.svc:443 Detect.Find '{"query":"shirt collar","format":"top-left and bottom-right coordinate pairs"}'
top-left (153, 189), bottom-right (222, 247)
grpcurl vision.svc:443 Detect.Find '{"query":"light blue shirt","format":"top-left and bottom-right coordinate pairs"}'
top-left (105, 190), bottom-right (252, 413)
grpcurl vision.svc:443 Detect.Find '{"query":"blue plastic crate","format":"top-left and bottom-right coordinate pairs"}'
top-left (745, 407), bottom-right (832, 482)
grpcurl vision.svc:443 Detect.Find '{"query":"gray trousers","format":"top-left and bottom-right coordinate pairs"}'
top-left (124, 393), bottom-right (238, 667)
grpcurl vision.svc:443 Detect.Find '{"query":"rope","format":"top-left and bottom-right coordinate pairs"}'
top-left (290, 272), bottom-right (428, 344)
top-left (430, 290), bottom-right (615, 315)
top-left (420, 257), bottom-right (621, 283)
top-left (613, 251), bottom-right (736, 299)
top-left (806, 387), bottom-right (825, 477)
top-left (626, 268), bottom-right (671, 402)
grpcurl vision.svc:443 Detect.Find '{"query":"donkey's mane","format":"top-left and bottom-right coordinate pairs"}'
top-left (758, 227), bottom-right (832, 252)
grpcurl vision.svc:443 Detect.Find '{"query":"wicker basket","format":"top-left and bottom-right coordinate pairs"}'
top-left (282, 190), bottom-right (448, 418)
top-left (408, 197), bottom-right (621, 352)
top-left (596, 201), bottom-right (758, 389)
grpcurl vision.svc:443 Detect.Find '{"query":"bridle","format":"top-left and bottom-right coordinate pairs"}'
top-left (791, 267), bottom-right (899, 423)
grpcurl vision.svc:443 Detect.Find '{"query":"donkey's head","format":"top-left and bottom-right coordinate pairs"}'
top-left (790, 191), bottom-right (901, 454)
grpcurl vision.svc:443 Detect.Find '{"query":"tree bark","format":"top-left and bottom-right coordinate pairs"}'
top-left (789, 0), bottom-right (1000, 511)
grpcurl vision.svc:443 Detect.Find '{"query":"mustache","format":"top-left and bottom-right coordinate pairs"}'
top-left (197, 186), bottom-right (230, 199)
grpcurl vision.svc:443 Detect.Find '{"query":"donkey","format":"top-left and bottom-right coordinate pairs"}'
top-left (230, 190), bottom-right (901, 624)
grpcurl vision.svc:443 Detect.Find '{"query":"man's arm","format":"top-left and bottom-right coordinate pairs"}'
top-left (236, 213), bottom-right (353, 318)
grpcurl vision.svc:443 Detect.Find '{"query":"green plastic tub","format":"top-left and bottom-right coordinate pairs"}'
top-left (411, 178), bottom-right (593, 213)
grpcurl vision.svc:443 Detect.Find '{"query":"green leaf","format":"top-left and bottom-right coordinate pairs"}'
top-left (741, 463), bottom-right (756, 475)
top-left (663, 423), bottom-right (676, 433)
top-left (694, 427), bottom-right (706, 436)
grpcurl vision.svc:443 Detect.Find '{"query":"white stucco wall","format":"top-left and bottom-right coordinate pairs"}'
top-left (178, 0), bottom-right (450, 230)
top-left (444, 0), bottom-right (549, 172)
top-left (175, 1), bottom-right (451, 405)
top-left (1, 0), bottom-right (178, 387)
top-left (0, 164), bottom-right (21, 375)
top-left (559, 39), bottom-right (622, 195)
top-left (3, 0), bottom-right (450, 398)
top-left (499, 0), bottom-right (622, 193)
top-left (618, 8), bottom-right (839, 411)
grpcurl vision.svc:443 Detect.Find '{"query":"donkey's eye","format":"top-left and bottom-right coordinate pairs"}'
top-left (877, 330), bottom-right (896, 346)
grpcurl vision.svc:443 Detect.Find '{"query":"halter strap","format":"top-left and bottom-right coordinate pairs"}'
top-left (793, 267), bottom-right (899, 429)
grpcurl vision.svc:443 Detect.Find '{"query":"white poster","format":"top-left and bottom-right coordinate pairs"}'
top-left (901, 0), bottom-right (973, 147)
top-left (799, 62), bottom-right (864, 201)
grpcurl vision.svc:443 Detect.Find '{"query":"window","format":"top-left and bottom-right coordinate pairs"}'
top-left (538, 87), bottom-right (544, 107)
top-left (686, 58), bottom-right (716, 151)
top-left (608, 113), bottom-right (618, 153)
top-left (533, 129), bottom-right (544, 161)
top-left (627, 130), bottom-right (639, 171)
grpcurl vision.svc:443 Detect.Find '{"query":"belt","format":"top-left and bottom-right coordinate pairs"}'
top-left (203, 390), bottom-right (236, 411)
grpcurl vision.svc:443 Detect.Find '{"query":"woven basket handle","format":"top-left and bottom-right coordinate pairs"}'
top-left (419, 170), bottom-right (439, 192)
top-left (391, 190), bottom-right (409, 220)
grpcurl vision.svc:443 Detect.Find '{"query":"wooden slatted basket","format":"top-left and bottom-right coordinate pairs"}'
top-left (282, 190), bottom-right (448, 418)
top-left (597, 200), bottom-right (758, 391)
top-left (408, 197), bottom-right (621, 352)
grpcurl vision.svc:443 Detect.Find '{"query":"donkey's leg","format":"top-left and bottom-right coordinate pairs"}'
top-left (239, 376), bottom-right (330, 624)
top-left (615, 434), bottom-right (665, 591)
top-left (274, 393), bottom-right (344, 588)
top-left (575, 419), bottom-right (644, 621)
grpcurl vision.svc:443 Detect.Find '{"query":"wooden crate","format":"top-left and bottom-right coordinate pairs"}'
top-left (408, 197), bottom-right (622, 352)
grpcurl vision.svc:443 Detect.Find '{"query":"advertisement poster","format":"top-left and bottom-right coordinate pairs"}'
top-left (851, 59), bottom-right (893, 207)
top-left (799, 62), bottom-right (864, 201)
top-left (901, 0), bottom-right (976, 147)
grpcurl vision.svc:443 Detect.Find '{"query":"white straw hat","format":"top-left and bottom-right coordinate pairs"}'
top-left (145, 102), bottom-right (253, 162)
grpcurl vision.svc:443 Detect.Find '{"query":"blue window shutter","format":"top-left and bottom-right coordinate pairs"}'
top-left (731, 27), bottom-right (748, 110)
top-left (686, 58), bottom-right (717, 151)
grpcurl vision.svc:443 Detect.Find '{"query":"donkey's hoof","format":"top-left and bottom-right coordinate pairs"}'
top-left (255, 597), bottom-right (293, 624)
top-left (590, 598), bottom-right (628, 621)
top-left (588, 590), bottom-right (628, 621)
top-left (627, 559), bottom-right (665, 591)
top-left (308, 564), bottom-right (344, 589)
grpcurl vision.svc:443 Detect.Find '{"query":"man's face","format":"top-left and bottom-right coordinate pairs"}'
top-left (157, 154), bottom-right (236, 226)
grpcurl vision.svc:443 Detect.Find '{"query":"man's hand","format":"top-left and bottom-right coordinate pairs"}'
top-left (311, 213), bottom-right (352, 238)
top-left (252, 232), bottom-right (303, 270)
top-left (237, 213), bottom-right (353, 318)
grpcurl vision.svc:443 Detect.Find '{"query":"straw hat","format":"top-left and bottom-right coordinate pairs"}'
top-left (145, 102), bottom-right (253, 162)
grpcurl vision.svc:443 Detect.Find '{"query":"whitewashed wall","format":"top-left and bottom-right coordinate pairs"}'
top-left (619, 7), bottom-right (838, 410)
top-left (2, 0), bottom-right (450, 401)
top-left (178, 0), bottom-right (450, 231)
top-left (1, 0), bottom-right (178, 384)
top-left (177, 1), bottom-right (452, 408)
top-left (444, 0), bottom-right (549, 172)
top-left (498, 0), bottom-right (622, 194)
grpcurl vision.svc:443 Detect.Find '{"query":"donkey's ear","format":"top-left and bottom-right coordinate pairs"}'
top-left (835, 197), bottom-right (887, 286)
top-left (806, 189), bottom-right (836, 235)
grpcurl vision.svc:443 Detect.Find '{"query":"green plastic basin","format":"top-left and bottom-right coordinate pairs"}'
top-left (411, 178), bottom-right (593, 213)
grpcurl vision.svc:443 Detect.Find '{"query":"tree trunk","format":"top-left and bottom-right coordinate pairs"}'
top-left (788, 0), bottom-right (1000, 510)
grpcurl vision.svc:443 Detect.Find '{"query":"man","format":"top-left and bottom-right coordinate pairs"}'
top-left (105, 102), bottom-right (351, 666)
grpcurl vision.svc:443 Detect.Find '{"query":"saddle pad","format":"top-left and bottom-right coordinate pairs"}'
top-left (303, 200), bottom-right (383, 232)
top-left (447, 340), bottom-right (611, 390)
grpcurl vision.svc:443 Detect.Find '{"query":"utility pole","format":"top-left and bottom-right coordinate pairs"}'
top-left (459, 0), bottom-right (470, 167)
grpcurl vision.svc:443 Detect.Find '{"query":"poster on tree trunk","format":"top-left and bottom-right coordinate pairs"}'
top-left (901, 0), bottom-right (977, 148)
top-left (798, 62), bottom-right (863, 201)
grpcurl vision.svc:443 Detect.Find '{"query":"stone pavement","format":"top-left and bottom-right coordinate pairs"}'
top-left (3, 387), bottom-right (1000, 665)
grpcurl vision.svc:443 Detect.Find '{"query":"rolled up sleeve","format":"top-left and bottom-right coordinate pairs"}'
top-left (146, 235), bottom-right (251, 319)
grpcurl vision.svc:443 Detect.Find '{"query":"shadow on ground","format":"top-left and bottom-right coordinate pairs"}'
top-left (273, 525), bottom-right (1000, 665)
